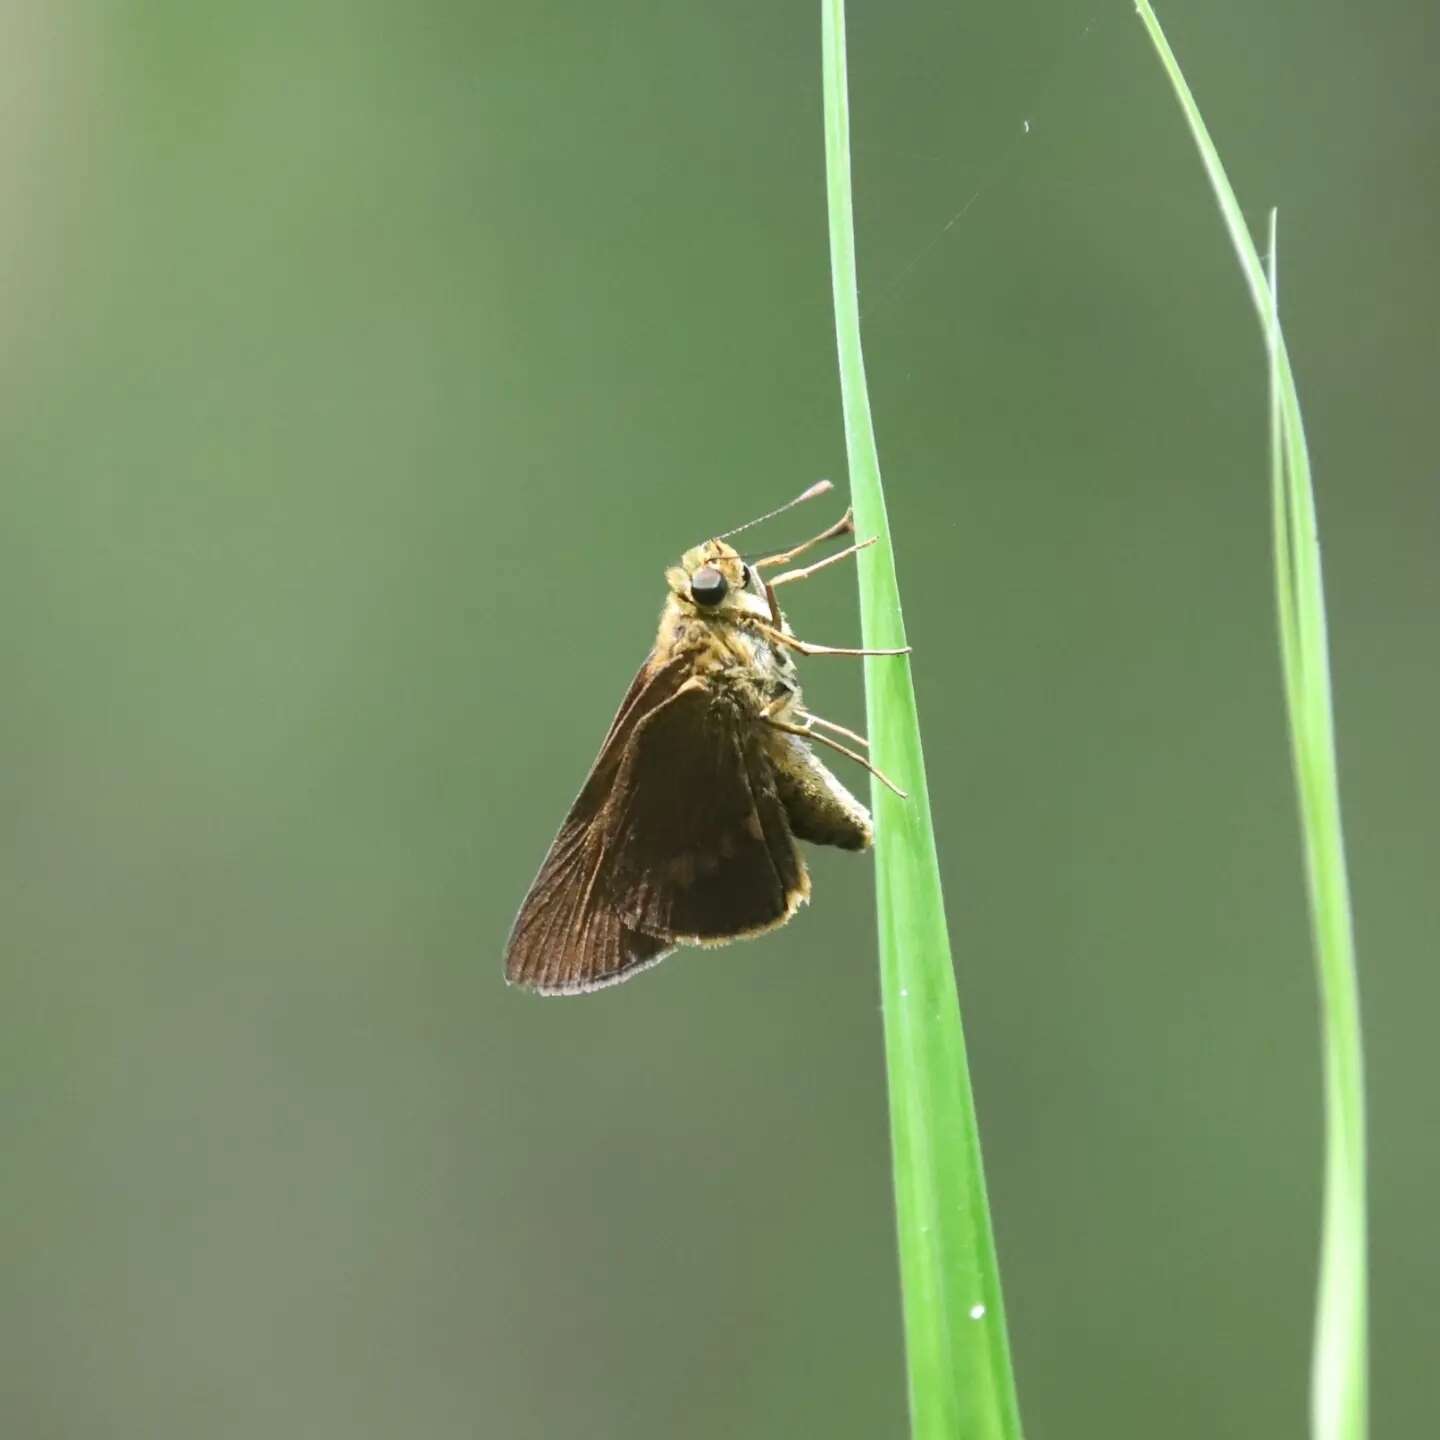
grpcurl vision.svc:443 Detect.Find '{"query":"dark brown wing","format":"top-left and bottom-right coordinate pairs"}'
top-left (503, 653), bottom-right (690, 996)
top-left (504, 669), bottom-right (808, 996)
top-left (607, 684), bottom-right (808, 944)
top-left (567, 649), bottom-right (681, 817)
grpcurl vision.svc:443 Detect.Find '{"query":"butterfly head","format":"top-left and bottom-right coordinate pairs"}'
top-left (666, 539), bottom-right (769, 620)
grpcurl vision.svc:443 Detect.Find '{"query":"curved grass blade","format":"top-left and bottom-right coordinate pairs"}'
top-left (1134, 9), bottom-right (1368, 1438)
top-left (820, 4), bottom-right (1023, 1436)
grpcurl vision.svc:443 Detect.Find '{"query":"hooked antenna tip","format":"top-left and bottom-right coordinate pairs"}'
top-left (715, 477), bottom-right (836, 541)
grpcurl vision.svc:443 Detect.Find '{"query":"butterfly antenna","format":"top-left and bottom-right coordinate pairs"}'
top-left (715, 479), bottom-right (833, 541)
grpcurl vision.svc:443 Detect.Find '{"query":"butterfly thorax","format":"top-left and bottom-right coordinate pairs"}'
top-left (653, 594), bottom-right (801, 722)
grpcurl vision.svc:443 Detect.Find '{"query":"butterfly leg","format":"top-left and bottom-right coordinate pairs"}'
top-left (763, 579), bottom-right (785, 629)
top-left (755, 620), bottom-right (910, 659)
top-left (759, 523), bottom-right (872, 627)
top-left (752, 508), bottom-right (855, 571)
top-left (807, 712), bottom-right (869, 748)
top-left (767, 536), bottom-right (877, 589)
top-left (763, 541), bottom-right (879, 625)
top-left (760, 708), bottom-right (907, 798)
top-left (787, 635), bottom-right (911, 658)
top-left (761, 700), bottom-right (869, 750)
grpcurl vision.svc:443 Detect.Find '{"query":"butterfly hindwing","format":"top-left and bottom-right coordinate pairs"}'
top-left (609, 679), bottom-right (808, 943)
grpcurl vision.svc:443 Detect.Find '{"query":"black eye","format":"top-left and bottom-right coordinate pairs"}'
top-left (690, 565), bottom-right (728, 606)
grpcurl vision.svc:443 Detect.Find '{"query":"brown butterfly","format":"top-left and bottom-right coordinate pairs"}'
top-left (504, 482), bottom-right (908, 995)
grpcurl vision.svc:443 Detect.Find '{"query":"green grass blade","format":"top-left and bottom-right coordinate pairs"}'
top-left (1135, 10), bottom-right (1368, 1438)
top-left (820, 4), bottom-right (1023, 1436)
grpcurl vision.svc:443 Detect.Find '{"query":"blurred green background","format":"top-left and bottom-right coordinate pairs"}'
top-left (3, 2), bottom-right (1435, 1436)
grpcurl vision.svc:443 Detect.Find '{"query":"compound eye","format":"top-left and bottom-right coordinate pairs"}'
top-left (690, 565), bottom-right (728, 606)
